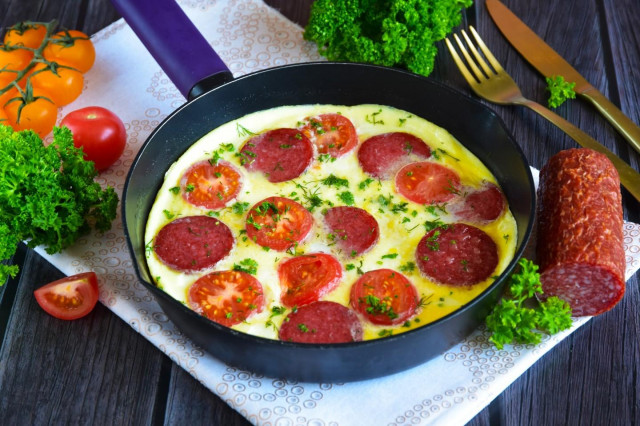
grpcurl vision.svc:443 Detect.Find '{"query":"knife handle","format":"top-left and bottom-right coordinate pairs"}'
top-left (521, 99), bottom-right (640, 203)
top-left (580, 88), bottom-right (640, 156)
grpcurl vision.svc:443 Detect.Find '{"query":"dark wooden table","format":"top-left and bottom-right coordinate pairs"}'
top-left (1, 0), bottom-right (638, 424)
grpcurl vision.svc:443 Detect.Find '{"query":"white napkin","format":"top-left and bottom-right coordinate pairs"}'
top-left (35, 1), bottom-right (640, 425)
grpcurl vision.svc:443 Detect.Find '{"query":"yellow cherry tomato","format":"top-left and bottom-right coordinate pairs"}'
top-left (29, 62), bottom-right (84, 106)
top-left (43, 30), bottom-right (95, 73)
top-left (4, 23), bottom-right (47, 49)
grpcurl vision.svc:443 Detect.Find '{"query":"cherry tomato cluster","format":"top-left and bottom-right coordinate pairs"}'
top-left (0, 20), bottom-right (96, 138)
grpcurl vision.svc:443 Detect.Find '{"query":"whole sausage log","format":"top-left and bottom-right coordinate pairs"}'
top-left (536, 148), bottom-right (625, 316)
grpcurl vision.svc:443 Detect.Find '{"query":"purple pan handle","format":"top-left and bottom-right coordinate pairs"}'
top-left (110, 0), bottom-right (233, 100)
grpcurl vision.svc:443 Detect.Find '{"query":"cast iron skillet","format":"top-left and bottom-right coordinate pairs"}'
top-left (113, 0), bottom-right (535, 382)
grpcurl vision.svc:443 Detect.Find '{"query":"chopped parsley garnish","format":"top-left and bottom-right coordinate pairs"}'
top-left (399, 262), bottom-right (416, 273)
top-left (381, 253), bottom-right (398, 259)
top-left (318, 153), bottom-right (336, 163)
top-left (295, 181), bottom-right (324, 212)
top-left (169, 186), bottom-right (180, 195)
top-left (363, 294), bottom-right (398, 320)
top-left (365, 108), bottom-right (384, 125)
top-left (338, 191), bottom-right (355, 205)
top-left (231, 201), bottom-right (250, 215)
top-left (163, 209), bottom-right (175, 220)
top-left (321, 174), bottom-right (349, 188)
top-left (232, 258), bottom-right (258, 275)
top-left (358, 177), bottom-right (374, 190)
top-left (236, 122), bottom-right (257, 137)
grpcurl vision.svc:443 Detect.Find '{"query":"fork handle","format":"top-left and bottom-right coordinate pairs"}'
top-left (519, 98), bottom-right (640, 203)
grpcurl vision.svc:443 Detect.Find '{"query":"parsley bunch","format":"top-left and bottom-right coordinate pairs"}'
top-left (0, 125), bottom-right (119, 284)
top-left (303, 0), bottom-right (473, 77)
top-left (486, 258), bottom-right (572, 349)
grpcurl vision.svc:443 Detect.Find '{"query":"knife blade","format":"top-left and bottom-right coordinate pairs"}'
top-left (486, 0), bottom-right (640, 156)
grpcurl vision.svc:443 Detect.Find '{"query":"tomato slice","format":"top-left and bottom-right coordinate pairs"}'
top-left (395, 161), bottom-right (461, 205)
top-left (180, 160), bottom-right (242, 209)
top-left (245, 196), bottom-right (313, 251)
top-left (350, 269), bottom-right (419, 325)
top-left (278, 253), bottom-right (343, 307)
top-left (33, 272), bottom-right (99, 320)
top-left (188, 270), bottom-right (265, 327)
top-left (300, 113), bottom-right (358, 157)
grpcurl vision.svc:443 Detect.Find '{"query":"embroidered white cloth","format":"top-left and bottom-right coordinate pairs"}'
top-left (35, 1), bottom-right (640, 425)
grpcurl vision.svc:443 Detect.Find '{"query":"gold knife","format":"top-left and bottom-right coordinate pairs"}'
top-left (486, 0), bottom-right (640, 156)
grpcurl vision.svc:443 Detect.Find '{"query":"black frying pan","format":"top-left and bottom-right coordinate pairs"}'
top-left (113, 0), bottom-right (535, 382)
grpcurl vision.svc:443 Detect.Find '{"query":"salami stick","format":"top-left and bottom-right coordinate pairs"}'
top-left (536, 148), bottom-right (625, 316)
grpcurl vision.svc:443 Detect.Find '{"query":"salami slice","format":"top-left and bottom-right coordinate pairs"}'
top-left (536, 148), bottom-right (625, 316)
top-left (416, 223), bottom-right (498, 286)
top-left (239, 128), bottom-right (313, 183)
top-left (323, 206), bottom-right (379, 257)
top-left (357, 132), bottom-right (431, 179)
top-left (450, 182), bottom-right (506, 223)
top-left (278, 301), bottom-right (363, 343)
top-left (154, 216), bottom-right (234, 272)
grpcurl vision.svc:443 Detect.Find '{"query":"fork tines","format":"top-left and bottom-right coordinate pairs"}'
top-left (446, 26), bottom-right (504, 83)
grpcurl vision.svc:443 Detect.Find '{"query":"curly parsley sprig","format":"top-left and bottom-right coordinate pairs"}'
top-left (486, 258), bottom-right (572, 349)
top-left (546, 75), bottom-right (576, 108)
top-left (303, 0), bottom-right (473, 77)
top-left (0, 125), bottom-right (119, 284)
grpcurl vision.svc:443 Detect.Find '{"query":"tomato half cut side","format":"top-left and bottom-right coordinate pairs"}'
top-left (180, 160), bottom-right (242, 209)
top-left (33, 272), bottom-right (99, 320)
top-left (300, 113), bottom-right (358, 158)
top-left (245, 196), bottom-right (313, 251)
top-left (395, 161), bottom-right (461, 205)
top-left (188, 270), bottom-right (265, 327)
top-left (350, 269), bottom-right (419, 326)
top-left (278, 253), bottom-right (343, 307)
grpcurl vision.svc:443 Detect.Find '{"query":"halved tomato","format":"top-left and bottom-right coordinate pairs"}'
top-left (278, 253), bottom-right (343, 307)
top-left (180, 160), bottom-right (242, 209)
top-left (300, 113), bottom-right (358, 158)
top-left (350, 269), bottom-right (418, 326)
top-left (33, 272), bottom-right (99, 320)
top-left (188, 270), bottom-right (265, 327)
top-left (245, 196), bottom-right (313, 251)
top-left (395, 161), bottom-right (461, 205)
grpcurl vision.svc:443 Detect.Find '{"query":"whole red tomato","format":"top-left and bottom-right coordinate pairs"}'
top-left (61, 106), bottom-right (126, 171)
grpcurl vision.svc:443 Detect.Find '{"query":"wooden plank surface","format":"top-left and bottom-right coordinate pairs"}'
top-left (0, 0), bottom-right (638, 425)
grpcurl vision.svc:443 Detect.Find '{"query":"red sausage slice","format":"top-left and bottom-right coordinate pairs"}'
top-left (357, 132), bottom-right (431, 179)
top-left (278, 301), bottom-right (363, 344)
top-left (416, 223), bottom-right (498, 286)
top-left (154, 216), bottom-right (234, 272)
top-left (180, 160), bottom-right (242, 210)
top-left (395, 161), bottom-right (461, 205)
top-left (536, 148), bottom-right (625, 316)
top-left (278, 253), bottom-right (343, 307)
top-left (450, 182), bottom-right (506, 223)
top-left (324, 206), bottom-right (379, 257)
top-left (239, 128), bottom-right (313, 183)
top-left (188, 270), bottom-right (264, 327)
top-left (300, 113), bottom-right (358, 158)
top-left (350, 269), bottom-right (419, 326)
top-left (245, 196), bottom-right (313, 251)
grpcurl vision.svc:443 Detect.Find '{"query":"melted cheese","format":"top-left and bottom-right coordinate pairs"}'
top-left (145, 104), bottom-right (517, 341)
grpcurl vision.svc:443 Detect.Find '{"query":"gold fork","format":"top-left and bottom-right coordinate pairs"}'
top-left (446, 26), bottom-right (640, 202)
